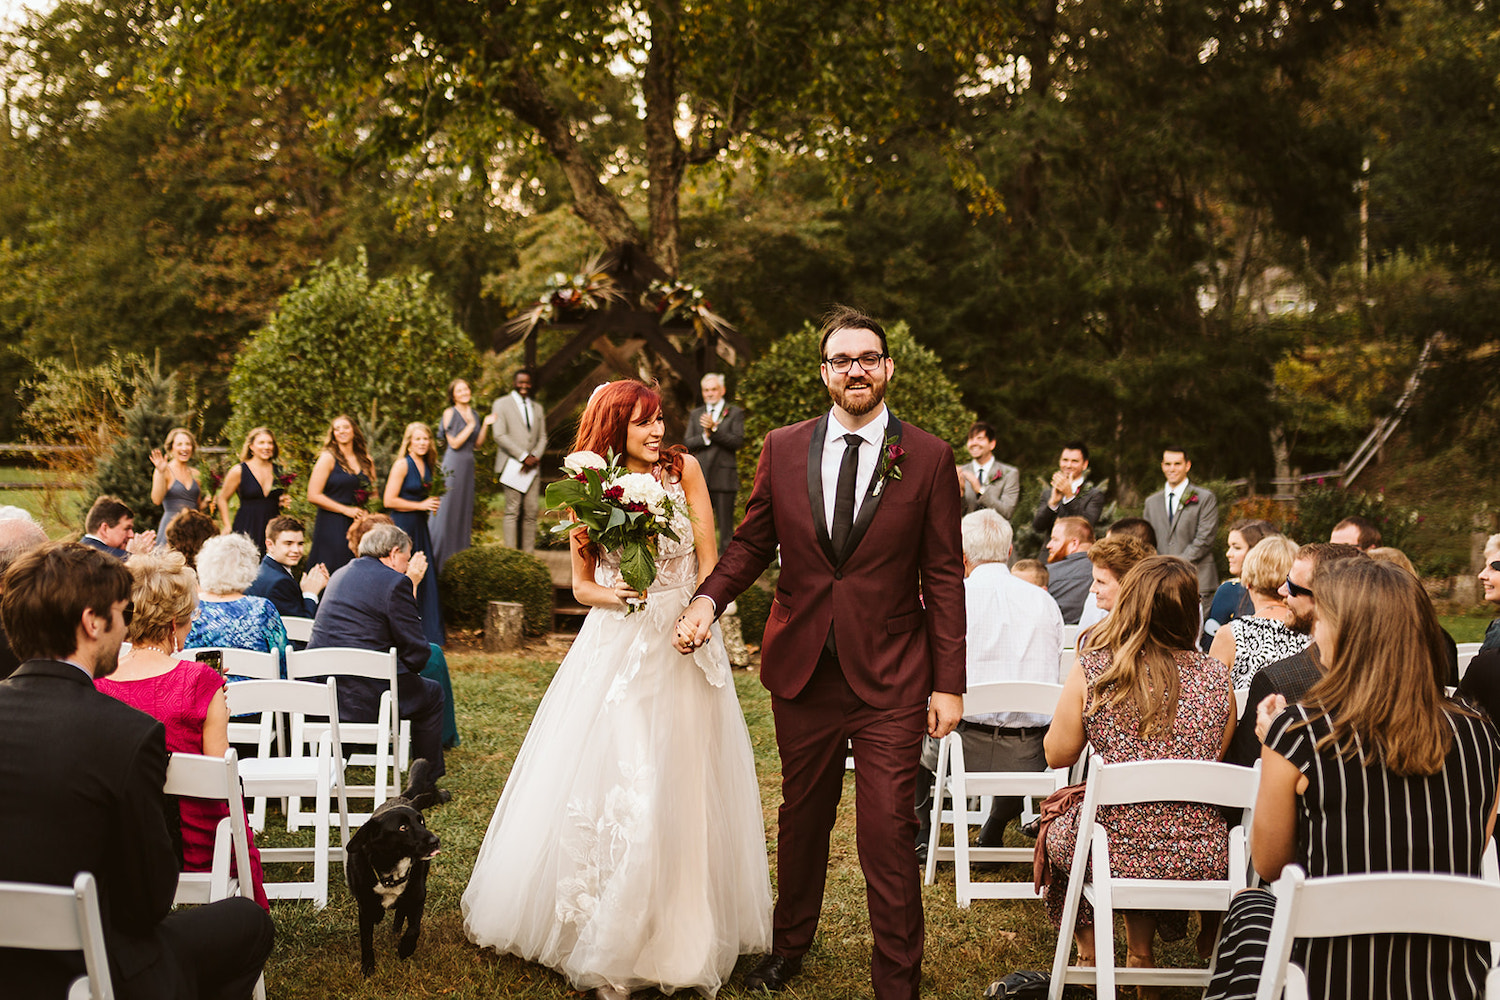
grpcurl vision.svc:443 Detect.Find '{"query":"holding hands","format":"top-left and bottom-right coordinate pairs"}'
top-left (674, 597), bottom-right (715, 653)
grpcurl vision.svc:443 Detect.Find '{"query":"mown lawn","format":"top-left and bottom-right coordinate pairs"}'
top-left (254, 640), bottom-right (1219, 999)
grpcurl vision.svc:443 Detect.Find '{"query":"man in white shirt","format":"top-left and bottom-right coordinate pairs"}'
top-left (490, 369), bottom-right (547, 552)
top-left (683, 372), bottom-right (745, 553)
top-left (957, 421), bottom-right (1019, 519)
top-left (916, 509), bottom-right (1064, 855)
top-left (1143, 446), bottom-right (1219, 610)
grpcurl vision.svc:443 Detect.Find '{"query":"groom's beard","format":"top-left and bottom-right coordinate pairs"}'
top-left (830, 373), bottom-right (888, 416)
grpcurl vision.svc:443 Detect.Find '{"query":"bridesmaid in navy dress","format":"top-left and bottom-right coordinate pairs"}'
top-left (430, 378), bottom-right (488, 573)
top-left (215, 426), bottom-right (289, 555)
top-left (149, 426), bottom-right (203, 548)
top-left (385, 421), bottom-right (445, 645)
top-left (306, 414), bottom-right (374, 574)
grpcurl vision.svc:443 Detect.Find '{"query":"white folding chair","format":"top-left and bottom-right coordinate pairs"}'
top-left (185, 647), bottom-right (284, 830)
top-left (281, 616), bottom-right (315, 644)
top-left (924, 681), bottom-right (1068, 904)
top-left (1234, 687), bottom-right (1251, 719)
top-left (1049, 757), bottom-right (1261, 999)
top-left (227, 678), bottom-right (350, 909)
top-left (1062, 624), bottom-right (1081, 650)
top-left (284, 646), bottom-right (409, 825)
top-left (163, 750), bottom-right (255, 906)
top-left (0, 872), bottom-right (113, 1000)
top-left (1256, 865), bottom-right (1500, 1000)
top-left (1457, 641), bottom-right (1482, 679)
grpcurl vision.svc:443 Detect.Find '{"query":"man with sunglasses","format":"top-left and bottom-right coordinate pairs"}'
top-left (675, 305), bottom-right (965, 1000)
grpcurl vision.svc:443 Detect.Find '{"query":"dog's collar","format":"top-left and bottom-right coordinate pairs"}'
top-left (375, 862), bottom-right (413, 889)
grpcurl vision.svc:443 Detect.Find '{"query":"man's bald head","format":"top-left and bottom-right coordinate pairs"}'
top-left (0, 517), bottom-right (49, 584)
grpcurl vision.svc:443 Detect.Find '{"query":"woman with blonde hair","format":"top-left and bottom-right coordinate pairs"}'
top-left (1042, 555), bottom-right (1235, 993)
top-left (149, 426), bottom-right (203, 547)
top-left (1209, 535), bottom-right (1307, 689)
top-left (306, 414), bottom-right (375, 574)
top-left (1206, 558), bottom-right (1500, 1000)
top-left (384, 421), bottom-right (443, 645)
top-left (94, 549), bottom-right (269, 908)
top-left (215, 426), bottom-right (291, 556)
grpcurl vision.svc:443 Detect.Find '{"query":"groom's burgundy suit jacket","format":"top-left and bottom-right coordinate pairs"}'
top-left (697, 411), bottom-right (966, 707)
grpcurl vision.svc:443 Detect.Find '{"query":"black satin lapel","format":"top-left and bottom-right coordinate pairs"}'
top-left (837, 412), bottom-right (902, 567)
top-left (807, 414), bottom-right (836, 565)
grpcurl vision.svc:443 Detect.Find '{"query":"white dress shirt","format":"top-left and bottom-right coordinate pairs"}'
top-left (969, 458), bottom-right (997, 487)
top-left (1048, 474), bottom-right (1087, 511)
top-left (963, 562), bottom-right (1066, 727)
top-left (820, 405), bottom-right (888, 536)
top-left (702, 401), bottom-right (722, 446)
top-left (1164, 479), bottom-right (1191, 520)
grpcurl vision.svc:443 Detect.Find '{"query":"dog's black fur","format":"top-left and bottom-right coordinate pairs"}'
top-left (346, 759), bottom-right (442, 976)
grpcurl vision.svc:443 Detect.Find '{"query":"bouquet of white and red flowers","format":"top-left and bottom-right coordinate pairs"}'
top-left (545, 450), bottom-right (683, 611)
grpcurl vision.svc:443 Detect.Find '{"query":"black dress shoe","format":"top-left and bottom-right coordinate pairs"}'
top-left (744, 954), bottom-right (802, 992)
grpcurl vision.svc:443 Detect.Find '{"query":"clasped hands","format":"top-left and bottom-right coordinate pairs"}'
top-left (673, 597), bottom-right (714, 654)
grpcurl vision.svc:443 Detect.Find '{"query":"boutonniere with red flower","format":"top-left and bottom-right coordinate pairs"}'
top-left (1183, 490), bottom-right (1200, 506)
top-left (872, 436), bottom-right (906, 497)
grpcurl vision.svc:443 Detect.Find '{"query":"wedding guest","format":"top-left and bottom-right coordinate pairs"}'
top-left (1206, 558), bottom-right (1499, 1000)
top-left (1045, 516), bottom-right (1095, 625)
top-left (431, 378), bottom-right (487, 572)
top-left (247, 515), bottom-right (327, 622)
top-left (148, 427), bottom-right (203, 548)
top-left (1366, 546), bottom-right (1460, 684)
top-left (384, 422), bottom-right (444, 646)
top-left (0, 515), bottom-right (49, 679)
top-left (81, 494), bottom-right (155, 559)
top-left (1042, 556), bottom-right (1235, 984)
top-left (684, 372), bottom-right (745, 552)
top-left (1012, 558), bottom-right (1050, 590)
top-left (1479, 533), bottom-right (1500, 653)
top-left (1076, 518), bottom-right (1159, 633)
top-left (491, 369), bottom-right (547, 552)
top-left (95, 549), bottom-right (269, 908)
top-left (1208, 535), bottom-right (1307, 689)
top-left (216, 427), bottom-right (290, 556)
top-left (1199, 519), bottom-right (1277, 652)
top-left (183, 533), bottom-right (287, 663)
top-left (165, 509), bottom-right (217, 570)
top-left (306, 414), bottom-right (374, 575)
top-left (1079, 533), bottom-right (1155, 646)
top-left (1328, 515), bottom-right (1381, 550)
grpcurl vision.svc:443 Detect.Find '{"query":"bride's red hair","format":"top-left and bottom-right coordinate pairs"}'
top-left (571, 380), bottom-right (685, 483)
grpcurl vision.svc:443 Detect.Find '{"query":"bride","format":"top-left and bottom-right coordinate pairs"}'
top-left (462, 380), bottom-right (772, 999)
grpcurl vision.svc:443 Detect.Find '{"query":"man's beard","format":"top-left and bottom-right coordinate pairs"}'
top-left (1287, 606), bottom-right (1314, 635)
top-left (93, 644), bottom-right (121, 679)
top-left (829, 375), bottom-right (888, 416)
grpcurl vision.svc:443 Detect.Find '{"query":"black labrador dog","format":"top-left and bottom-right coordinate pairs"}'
top-left (346, 759), bottom-right (443, 976)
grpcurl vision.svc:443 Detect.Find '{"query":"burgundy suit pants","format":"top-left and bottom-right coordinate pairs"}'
top-left (770, 650), bottom-right (928, 1000)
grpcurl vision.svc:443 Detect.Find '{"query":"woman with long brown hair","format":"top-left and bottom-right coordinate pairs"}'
top-left (462, 380), bottom-right (771, 1000)
top-left (215, 426), bottom-right (290, 556)
top-left (306, 414), bottom-right (375, 574)
top-left (1206, 559), bottom-right (1500, 1000)
top-left (1043, 555), bottom-right (1236, 996)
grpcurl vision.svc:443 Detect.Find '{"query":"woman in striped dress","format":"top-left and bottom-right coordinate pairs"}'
top-left (1207, 558), bottom-right (1500, 1000)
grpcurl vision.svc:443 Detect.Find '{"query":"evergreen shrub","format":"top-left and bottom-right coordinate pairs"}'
top-left (439, 544), bottom-right (553, 637)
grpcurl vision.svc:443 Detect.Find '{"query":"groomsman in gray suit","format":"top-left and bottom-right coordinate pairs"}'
top-left (957, 422), bottom-right (1020, 520)
top-left (490, 369), bottom-right (547, 552)
top-left (1143, 447), bottom-right (1219, 609)
top-left (683, 372), bottom-right (745, 553)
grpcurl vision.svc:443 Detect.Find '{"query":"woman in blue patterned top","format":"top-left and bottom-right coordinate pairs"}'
top-left (184, 533), bottom-right (287, 672)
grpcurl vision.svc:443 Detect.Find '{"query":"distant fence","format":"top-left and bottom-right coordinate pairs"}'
top-left (1223, 470), bottom-right (1344, 503)
top-left (0, 443), bottom-right (229, 491)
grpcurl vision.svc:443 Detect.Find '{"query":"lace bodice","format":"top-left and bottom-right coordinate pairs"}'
top-left (593, 479), bottom-right (699, 592)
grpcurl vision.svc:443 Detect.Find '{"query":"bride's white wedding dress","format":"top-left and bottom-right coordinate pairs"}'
top-left (461, 480), bottom-right (772, 996)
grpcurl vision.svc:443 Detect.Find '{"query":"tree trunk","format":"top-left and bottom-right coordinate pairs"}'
top-left (643, 0), bottom-right (684, 278)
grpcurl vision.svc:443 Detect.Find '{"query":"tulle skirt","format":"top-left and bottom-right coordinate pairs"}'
top-left (461, 582), bottom-right (772, 996)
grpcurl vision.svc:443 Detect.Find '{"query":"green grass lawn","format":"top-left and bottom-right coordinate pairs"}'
top-left (1443, 611), bottom-right (1496, 644)
top-left (254, 644), bottom-right (1216, 999)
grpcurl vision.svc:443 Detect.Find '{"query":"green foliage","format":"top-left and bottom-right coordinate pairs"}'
top-left (95, 359), bottom-right (193, 525)
top-left (1294, 484), bottom-right (1420, 552)
top-left (227, 250), bottom-right (480, 495)
top-left (438, 545), bottom-right (553, 637)
top-left (734, 321), bottom-right (974, 499)
top-left (734, 584), bottom-right (773, 647)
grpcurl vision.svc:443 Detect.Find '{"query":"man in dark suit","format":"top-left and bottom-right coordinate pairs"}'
top-left (676, 307), bottom-right (966, 1000)
top-left (684, 372), bottom-right (746, 552)
top-left (0, 542), bottom-right (273, 998)
top-left (1031, 441), bottom-right (1106, 535)
top-left (79, 495), bottom-right (155, 559)
top-left (307, 522), bottom-right (448, 797)
top-left (1143, 447), bottom-right (1220, 610)
top-left (247, 515), bottom-right (328, 621)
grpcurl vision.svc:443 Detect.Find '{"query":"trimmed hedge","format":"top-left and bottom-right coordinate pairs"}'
top-left (735, 584), bottom-right (773, 647)
top-left (439, 544), bottom-right (553, 637)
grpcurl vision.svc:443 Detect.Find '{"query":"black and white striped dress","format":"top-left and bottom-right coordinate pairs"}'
top-left (1207, 703), bottom-right (1500, 1000)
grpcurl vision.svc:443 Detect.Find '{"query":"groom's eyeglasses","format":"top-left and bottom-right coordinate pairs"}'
top-left (822, 352), bottom-right (886, 374)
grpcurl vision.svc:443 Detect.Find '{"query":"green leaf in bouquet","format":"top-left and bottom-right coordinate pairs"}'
top-left (606, 506), bottom-right (628, 532)
top-left (618, 541), bottom-right (658, 593)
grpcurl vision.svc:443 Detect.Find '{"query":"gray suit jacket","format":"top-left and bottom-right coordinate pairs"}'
top-left (684, 403), bottom-right (745, 494)
top-left (1143, 481), bottom-right (1219, 594)
top-left (492, 393), bottom-right (547, 478)
top-left (960, 460), bottom-right (1019, 520)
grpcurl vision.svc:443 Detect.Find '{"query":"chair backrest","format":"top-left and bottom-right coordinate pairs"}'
top-left (281, 616), bottom-right (315, 643)
top-left (163, 750), bottom-right (253, 902)
top-left (181, 647), bottom-right (279, 680)
top-left (1062, 624), bottom-right (1081, 649)
top-left (227, 678), bottom-right (338, 733)
top-left (284, 646), bottom-right (397, 683)
top-left (1085, 756), bottom-right (1262, 813)
top-left (0, 872), bottom-right (113, 999)
top-left (1234, 687), bottom-right (1251, 718)
top-left (961, 680), bottom-right (1065, 718)
top-left (1457, 642), bottom-right (1482, 679)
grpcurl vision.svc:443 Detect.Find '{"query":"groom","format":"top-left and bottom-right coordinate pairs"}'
top-left (675, 306), bottom-right (966, 1000)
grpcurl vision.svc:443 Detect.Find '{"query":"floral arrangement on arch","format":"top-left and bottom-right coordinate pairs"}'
top-left (501, 253), bottom-right (627, 341)
top-left (544, 450), bottom-right (682, 612)
top-left (643, 279), bottom-right (736, 342)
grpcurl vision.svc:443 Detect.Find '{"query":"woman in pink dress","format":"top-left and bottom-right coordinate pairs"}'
top-left (95, 549), bottom-right (268, 909)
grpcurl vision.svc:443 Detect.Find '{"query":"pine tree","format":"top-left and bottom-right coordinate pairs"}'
top-left (95, 358), bottom-right (191, 531)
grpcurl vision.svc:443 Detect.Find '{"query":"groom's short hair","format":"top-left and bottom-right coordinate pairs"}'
top-left (818, 305), bottom-right (888, 359)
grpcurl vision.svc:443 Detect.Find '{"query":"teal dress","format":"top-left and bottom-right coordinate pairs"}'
top-left (389, 457), bottom-right (445, 646)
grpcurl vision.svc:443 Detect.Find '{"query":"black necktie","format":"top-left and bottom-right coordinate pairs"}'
top-left (831, 433), bottom-right (862, 556)
top-left (522, 399), bottom-right (532, 430)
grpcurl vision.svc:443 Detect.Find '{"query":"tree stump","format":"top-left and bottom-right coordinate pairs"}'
top-left (484, 601), bottom-right (525, 652)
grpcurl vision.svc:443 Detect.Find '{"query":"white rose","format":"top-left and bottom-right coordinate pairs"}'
top-left (563, 450), bottom-right (607, 476)
top-left (615, 473), bottom-right (666, 510)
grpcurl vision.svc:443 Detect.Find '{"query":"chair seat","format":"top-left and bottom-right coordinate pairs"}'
top-left (1084, 877), bottom-right (1238, 910)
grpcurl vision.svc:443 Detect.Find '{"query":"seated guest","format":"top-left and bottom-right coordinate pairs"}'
top-left (1011, 558), bottom-right (1049, 589)
top-left (1075, 518), bottom-right (1158, 632)
top-left (1045, 516), bottom-right (1095, 625)
top-left (957, 422), bottom-right (1020, 519)
top-left (80, 494), bottom-right (155, 559)
top-left (1042, 556), bottom-right (1235, 979)
top-left (1206, 558), bottom-right (1499, 1000)
top-left (1209, 535), bottom-right (1307, 690)
top-left (1200, 519), bottom-right (1277, 652)
top-left (1476, 533), bottom-right (1499, 653)
top-left (183, 533), bottom-right (287, 665)
top-left (1031, 441), bottom-right (1105, 534)
top-left (1079, 533), bottom-right (1155, 647)
top-left (247, 515), bottom-right (329, 621)
top-left (164, 508), bottom-right (218, 569)
top-left (308, 523), bottom-right (449, 798)
top-left (915, 510), bottom-right (1064, 856)
top-left (95, 550), bottom-right (269, 908)
top-left (0, 542), bottom-right (273, 998)
top-left (1104, 516), bottom-right (1157, 549)
top-left (0, 515), bottom-right (49, 678)
top-left (1328, 514), bottom-right (1380, 550)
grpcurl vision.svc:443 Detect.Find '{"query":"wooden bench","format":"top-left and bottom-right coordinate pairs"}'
top-left (533, 550), bottom-right (589, 630)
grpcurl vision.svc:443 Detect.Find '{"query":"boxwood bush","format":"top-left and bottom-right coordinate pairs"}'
top-left (735, 583), bottom-right (773, 647)
top-left (439, 544), bottom-right (553, 637)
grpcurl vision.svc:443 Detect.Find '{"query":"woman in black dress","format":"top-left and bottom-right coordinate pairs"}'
top-left (306, 414), bottom-right (374, 574)
top-left (215, 426), bottom-right (289, 555)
